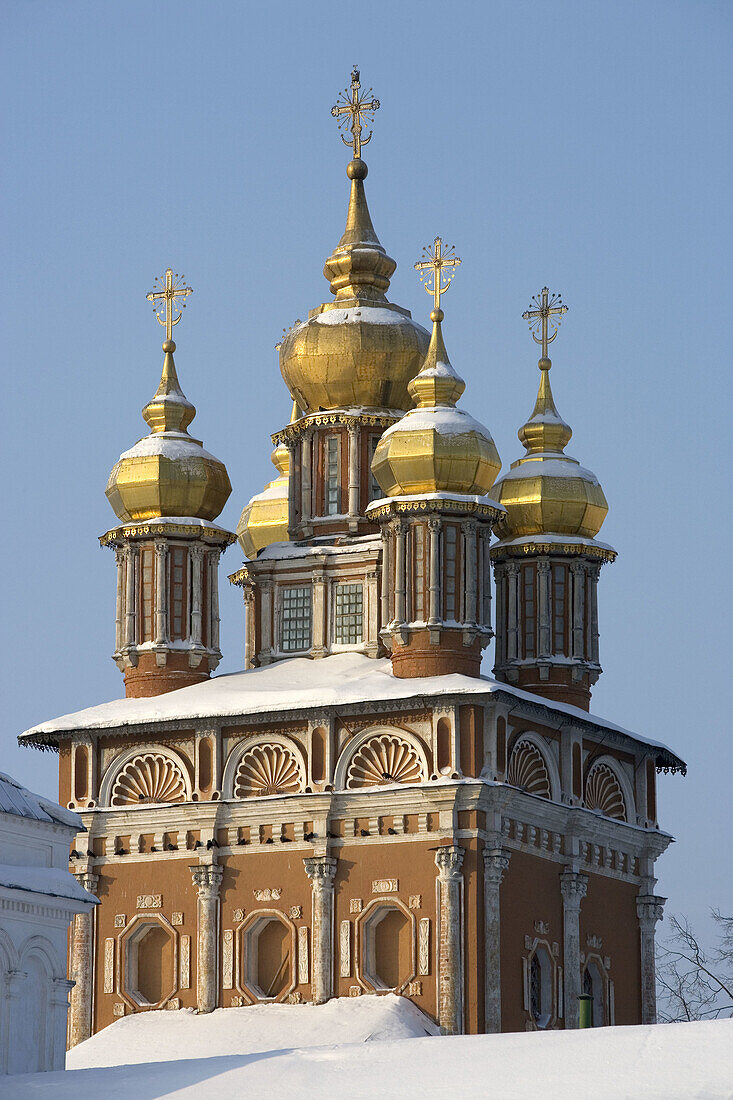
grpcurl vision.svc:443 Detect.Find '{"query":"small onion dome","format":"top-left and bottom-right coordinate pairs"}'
top-left (236, 401), bottom-right (300, 558)
top-left (371, 308), bottom-right (501, 496)
top-left (493, 357), bottom-right (608, 539)
top-left (106, 340), bottom-right (231, 523)
top-left (279, 159), bottom-right (429, 413)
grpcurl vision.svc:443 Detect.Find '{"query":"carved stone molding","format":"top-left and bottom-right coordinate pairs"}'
top-left (190, 863), bottom-right (223, 900)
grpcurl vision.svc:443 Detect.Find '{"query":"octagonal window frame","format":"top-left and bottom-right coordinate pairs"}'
top-left (237, 909), bottom-right (297, 1004)
top-left (356, 898), bottom-right (416, 995)
top-left (118, 913), bottom-right (179, 1011)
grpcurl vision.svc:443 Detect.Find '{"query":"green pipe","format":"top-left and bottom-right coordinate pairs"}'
top-left (578, 994), bottom-right (593, 1029)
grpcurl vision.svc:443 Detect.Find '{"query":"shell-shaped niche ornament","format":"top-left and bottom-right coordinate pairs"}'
top-left (584, 762), bottom-right (626, 821)
top-left (346, 734), bottom-right (425, 789)
top-left (234, 743), bottom-right (304, 798)
top-left (110, 752), bottom-right (188, 806)
top-left (506, 739), bottom-right (552, 800)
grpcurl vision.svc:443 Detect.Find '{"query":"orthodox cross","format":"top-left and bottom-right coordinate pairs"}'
top-left (146, 269), bottom-right (193, 342)
top-left (414, 237), bottom-right (461, 313)
top-left (522, 287), bottom-right (568, 359)
top-left (331, 68), bottom-right (380, 160)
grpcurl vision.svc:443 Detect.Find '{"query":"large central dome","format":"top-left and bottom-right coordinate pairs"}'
top-left (279, 159), bottom-right (429, 412)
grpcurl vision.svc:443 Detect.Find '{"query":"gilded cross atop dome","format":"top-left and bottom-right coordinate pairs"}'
top-left (522, 287), bottom-right (568, 362)
top-left (415, 237), bottom-right (461, 320)
top-left (331, 67), bottom-right (380, 160)
top-left (147, 268), bottom-right (194, 344)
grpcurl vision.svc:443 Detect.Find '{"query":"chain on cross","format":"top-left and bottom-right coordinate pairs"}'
top-left (414, 237), bottom-right (461, 314)
top-left (522, 287), bottom-right (568, 360)
top-left (146, 269), bottom-right (194, 343)
top-left (331, 67), bottom-right (380, 160)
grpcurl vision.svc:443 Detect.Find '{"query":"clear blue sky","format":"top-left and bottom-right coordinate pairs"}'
top-left (1, 1), bottom-right (730, 939)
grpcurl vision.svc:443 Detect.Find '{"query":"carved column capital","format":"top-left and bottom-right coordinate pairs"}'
top-left (190, 863), bottom-right (223, 900)
top-left (537, 559), bottom-right (551, 574)
top-left (636, 894), bottom-right (666, 929)
top-left (427, 516), bottom-right (441, 533)
top-left (303, 855), bottom-right (337, 886)
top-left (73, 870), bottom-right (99, 895)
top-left (560, 869), bottom-right (588, 911)
top-left (506, 561), bottom-right (520, 577)
top-left (190, 543), bottom-right (205, 562)
top-left (483, 847), bottom-right (510, 887)
top-left (435, 844), bottom-right (464, 881)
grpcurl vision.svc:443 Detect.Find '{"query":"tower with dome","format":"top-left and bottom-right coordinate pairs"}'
top-left (20, 69), bottom-right (683, 1045)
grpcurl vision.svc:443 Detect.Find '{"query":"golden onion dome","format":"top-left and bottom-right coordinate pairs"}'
top-left (371, 308), bottom-right (501, 497)
top-left (279, 158), bottom-right (430, 413)
top-left (493, 357), bottom-right (608, 539)
top-left (106, 340), bottom-right (231, 523)
top-left (236, 401), bottom-right (300, 559)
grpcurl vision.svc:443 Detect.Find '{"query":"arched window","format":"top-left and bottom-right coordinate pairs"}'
top-left (583, 959), bottom-right (607, 1026)
top-left (529, 945), bottom-right (553, 1028)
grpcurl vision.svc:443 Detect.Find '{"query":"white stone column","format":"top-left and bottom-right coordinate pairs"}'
top-left (588, 563), bottom-right (601, 663)
top-left (190, 863), bottom-right (223, 1014)
top-left (435, 845), bottom-right (464, 1035)
top-left (493, 563), bottom-right (506, 665)
top-left (243, 584), bottom-right (256, 669)
top-left (506, 562), bottom-right (519, 660)
top-left (560, 869), bottom-right (588, 1027)
top-left (538, 560), bottom-right (551, 657)
top-left (114, 547), bottom-right (125, 652)
top-left (365, 568), bottom-right (379, 656)
top-left (347, 423), bottom-right (360, 529)
top-left (301, 430), bottom-right (312, 534)
top-left (286, 440), bottom-right (298, 537)
top-left (394, 521), bottom-right (407, 625)
top-left (380, 527), bottom-right (392, 626)
top-left (68, 871), bottom-right (98, 1047)
top-left (304, 856), bottom-right (337, 1004)
top-left (312, 569), bottom-right (327, 657)
top-left (428, 518), bottom-right (441, 627)
top-left (190, 544), bottom-right (204, 647)
top-left (259, 580), bottom-right (273, 663)
top-left (154, 539), bottom-right (168, 646)
top-left (463, 521), bottom-right (477, 627)
top-left (637, 894), bottom-right (665, 1024)
top-left (571, 560), bottom-right (585, 660)
top-left (124, 545), bottom-right (138, 648)
top-left (483, 847), bottom-right (510, 1033)
top-left (50, 977), bottom-right (74, 1070)
top-left (480, 528), bottom-right (492, 629)
top-left (208, 549), bottom-right (221, 653)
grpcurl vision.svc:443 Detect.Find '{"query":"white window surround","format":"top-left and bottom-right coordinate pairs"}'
top-left (506, 731), bottom-right (562, 803)
top-left (583, 753), bottom-right (636, 822)
top-left (333, 726), bottom-right (430, 791)
top-left (523, 936), bottom-right (561, 1030)
top-left (98, 743), bottom-right (193, 808)
top-left (331, 581), bottom-right (365, 649)
top-left (238, 910), bottom-right (297, 1003)
top-left (278, 585), bottom-right (313, 654)
top-left (119, 913), bottom-right (178, 1010)
top-left (356, 898), bottom-right (416, 994)
top-left (221, 734), bottom-right (308, 800)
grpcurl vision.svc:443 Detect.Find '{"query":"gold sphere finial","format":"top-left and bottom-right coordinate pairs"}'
top-left (347, 158), bottom-right (368, 180)
top-left (430, 308), bottom-right (444, 323)
top-left (162, 339), bottom-right (176, 353)
top-left (538, 356), bottom-right (551, 371)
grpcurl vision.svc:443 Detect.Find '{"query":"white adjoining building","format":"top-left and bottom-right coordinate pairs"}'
top-left (0, 771), bottom-right (97, 1075)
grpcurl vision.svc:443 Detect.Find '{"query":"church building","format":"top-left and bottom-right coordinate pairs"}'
top-left (19, 70), bottom-right (685, 1044)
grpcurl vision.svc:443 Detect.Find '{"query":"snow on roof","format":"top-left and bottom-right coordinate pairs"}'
top-left (0, 864), bottom-right (98, 906)
top-left (18, 653), bottom-right (685, 770)
top-left (45, 1000), bottom-right (733, 1100)
top-left (0, 771), bottom-right (81, 829)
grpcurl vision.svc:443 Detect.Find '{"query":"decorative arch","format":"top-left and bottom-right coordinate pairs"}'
top-left (584, 757), bottom-right (633, 822)
top-left (0, 927), bottom-right (19, 973)
top-left (222, 734), bottom-right (306, 799)
top-left (99, 744), bottom-right (192, 808)
top-left (334, 726), bottom-right (429, 791)
top-left (506, 732), bottom-right (561, 802)
top-left (18, 935), bottom-right (63, 980)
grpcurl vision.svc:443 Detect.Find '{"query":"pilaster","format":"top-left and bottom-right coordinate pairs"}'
top-left (435, 844), bottom-right (465, 1034)
top-left (637, 894), bottom-right (665, 1024)
top-left (560, 869), bottom-right (588, 1028)
top-left (304, 855), bottom-right (338, 1004)
top-left (483, 847), bottom-right (510, 1033)
top-left (190, 862), bottom-right (223, 1014)
top-left (68, 870), bottom-right (99, 1047)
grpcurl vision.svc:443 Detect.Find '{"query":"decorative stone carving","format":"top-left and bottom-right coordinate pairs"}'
top-left (349, 986), bottom-right (362, 997)
top-left (587, 934), bottom-right (603, 950)
top-left (350, 898), bottom-right (363, 914)
top-left (110, 752), bottom-right (187, 806)
top-left (340, 920), bottom-right (351, 977)
top-left (233, 908), bottom-right (245, 922)
top-left (172, 912), bottom-right (184, 926)
top-left (113, 1003), bottom-right (125, 1017)
top-left (408, 895), bottom-right (422, 909)
top-left (298, 926), bottom-right (309, 985)
top-left (407, 980), bottom-right (422, 996)
top-left (254, 888), bottom-right (282, 902)
top-left (234, 743), bottom-right (304, 798)
top-left (507, 740), bottom-right (552, 799)
top-left (535, 920), bottom-right (549, 936)
top-left (287, 992), bottom-right (303, 1004)
top-left (137, 895), bottom-right (162, 910)
top-left (104, 938), bottom-right (115, 994)
top-left (166, 998), bottom-right (181, 1011)
top-left (372, 879), bottom-right (398, 894)
top-left (222, 929), bottom-right (234, 989)
top-left (289, 905), bottom-right (302, 919)
top-left (585, 762), bottom-right (627, 821)
top-left (418, 918), bottom-right (430, 976)
top-left (231, 996), bottom-right (245, 1007)
top-left (346, 734), bottom-right (425, 789)
top-left (114, 914), bottom-right (126, 928)
top-left (180, 935), bottom-right (190, 989)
